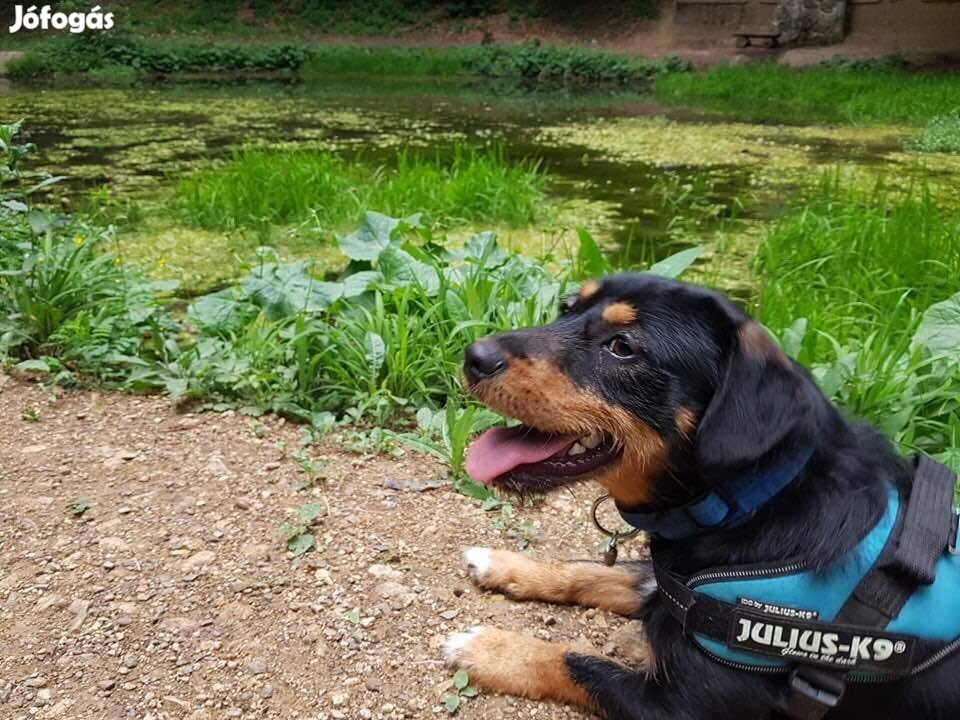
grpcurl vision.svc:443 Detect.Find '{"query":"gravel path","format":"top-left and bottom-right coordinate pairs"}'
top-left (0, 375), bottom-right (648, 719)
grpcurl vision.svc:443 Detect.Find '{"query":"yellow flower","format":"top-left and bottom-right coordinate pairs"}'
top-left (73, 235), bottom-right (84, 246)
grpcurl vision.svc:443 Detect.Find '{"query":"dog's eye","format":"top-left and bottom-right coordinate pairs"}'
top-left (605, 335), bottom-right (635, 359)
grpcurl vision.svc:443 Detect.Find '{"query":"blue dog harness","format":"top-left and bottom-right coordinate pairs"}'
top-left (620, 454), bottom-right (960, 720)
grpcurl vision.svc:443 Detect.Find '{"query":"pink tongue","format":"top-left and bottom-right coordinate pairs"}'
top-left (466, 427), bottom-right (575, 485)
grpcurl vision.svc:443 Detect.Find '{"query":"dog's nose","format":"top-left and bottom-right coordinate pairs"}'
top-left (464, 340), bottom-right (506, 382)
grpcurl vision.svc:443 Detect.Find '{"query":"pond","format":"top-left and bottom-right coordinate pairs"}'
top-left (2, 75), bottom-right (954, 295)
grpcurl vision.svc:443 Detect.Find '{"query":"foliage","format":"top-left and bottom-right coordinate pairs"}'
top-left (0, 124), bottom-right (175, 382)
top-left (389, 398), bottom-right (502, 494)
top-left (302, 45), bottom-right (479, 79)
top-left (174, 144), bottom-right (546, 232)
top-left (303, 42), bottom-right (688, 84)
top-left (442, 670), bottom-right (479, 714)
top-left (757, 179), bottom-right (960, 466)
top-left (913, 292), bottom-right (960, 357)
top-left (11, 33), bottom-right (687, 86)
top-left (168, 214), bottom-right (567, 421)
top-left (8, 34), bottom-right (307, 80)
top-left (65, 498), bottom-right (92, 517)
top-left (277, 501), bottom-right (326, 556)
top-left (463, 43), bottom-right (688, 84)
top-left (905, 112), bottom-right (960, 154)
top-left (754, 176), bottom-right (960, 362)
top-left (655, 63), bottom-right (960, 125)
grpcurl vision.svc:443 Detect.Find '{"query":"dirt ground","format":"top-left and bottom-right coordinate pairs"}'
top-left (0, 375), bottom-right (649, 720)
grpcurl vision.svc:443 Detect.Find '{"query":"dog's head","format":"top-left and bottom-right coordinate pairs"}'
top-left (463, 273), bottom-right (819, 509)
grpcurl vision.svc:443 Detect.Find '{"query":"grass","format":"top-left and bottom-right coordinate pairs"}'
top-left (750, 175), bottom-right (960, 461)
top-left (174, 144), bottom-right (546, 232)
top-left (654, 63), bottom-right (960, 125)
top-left (753, 175), bottom-right (960, 360)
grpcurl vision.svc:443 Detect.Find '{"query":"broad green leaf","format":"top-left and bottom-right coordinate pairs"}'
top-left (443, 694), bottom-right (461, 714)
top-left (378, 245), bottom-right (440, 294)
top-left (287, 533), bottom-right (315, 556)
top-left (342, 270), bottom-right (382, 298)
top-left (346, 608), bottom-right (361, 624)
top-left (188, 291), bottom-right (245, 331)
top-left (647, 246), bottom-right (704, 279)
top-left (297, 502), bottom-right (325, 524)
top-left (242, 262), bottom-right (342, 319)
top-left (364, 331), bottom-right (386, 374)
top-left (461, 231), bottom-right (506, 268)
top-left (277, 522), bottom-right (302, 539)
top-left (780, 318), bottom-right (808, 360)
top-left (1, 199), bottom-right (27, 213)
top-left (26, 210), bottom-right (52, 235)
top-left (16, 358), bottom-right (51, 373)
top-left (460, 686), bottom-right (479, 698)
top-left (912, 292), bottom-right (960, 355)
top-left (576, 227), bottom-right (610, 278)
top-left (453, 670), bottom-right (470, 690)
top-left (338, 212), bottom-right (400, 261)
top-left (164, 377), bottom-right (188, 401)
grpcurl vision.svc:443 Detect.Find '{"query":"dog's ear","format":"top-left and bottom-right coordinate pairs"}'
top-left (696, 312), bottom-right (814, 478)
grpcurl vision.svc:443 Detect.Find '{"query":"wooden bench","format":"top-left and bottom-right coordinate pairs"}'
top-left (734, 31), bottom-right (782, 48)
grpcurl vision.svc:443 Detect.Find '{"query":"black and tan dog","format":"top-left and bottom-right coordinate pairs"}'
top-left (442, 273), bottom-right (960, 719)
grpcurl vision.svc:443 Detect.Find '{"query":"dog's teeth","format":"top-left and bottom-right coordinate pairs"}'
top-left (568, 442), bottom-right (585, 456)
top-left (581, 431), bottom-right (602, 449)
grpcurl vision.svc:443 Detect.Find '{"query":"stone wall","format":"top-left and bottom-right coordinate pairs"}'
top-left (774, 0), bottom-right (847, 45)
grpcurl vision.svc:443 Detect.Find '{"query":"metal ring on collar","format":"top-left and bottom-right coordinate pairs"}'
top-left (591, 493), bottom-right (643, 540)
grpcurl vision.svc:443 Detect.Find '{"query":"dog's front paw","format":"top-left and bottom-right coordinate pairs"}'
top-left (463, 546), bottom-right (530, 595)
top-left (441, 626), bottom-right (595, 706)
top-left (442, 625), bottom-right (490, 668)
top-left (464, 547), bottom-right (494, 585)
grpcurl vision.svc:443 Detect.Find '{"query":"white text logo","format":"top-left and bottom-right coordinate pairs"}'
top-left (9, 5), bottom-right (114, 34)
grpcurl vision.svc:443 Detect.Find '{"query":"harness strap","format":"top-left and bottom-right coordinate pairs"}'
top-left (895, 455), bottom-right (955, 584)
top-left (840, 456), bottom-right (955, 626)
top-left (653, 455), bottom-right (958, 720)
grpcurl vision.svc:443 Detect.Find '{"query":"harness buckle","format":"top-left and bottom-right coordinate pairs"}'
top-left (777, 667), bottom-right (845, 720)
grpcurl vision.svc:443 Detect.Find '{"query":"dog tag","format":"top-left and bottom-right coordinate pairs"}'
top-left (602, 536), bottom-right (619, 566)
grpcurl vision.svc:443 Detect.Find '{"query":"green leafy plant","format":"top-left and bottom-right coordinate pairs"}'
top-left (442, 669), bottom-right (479, 714)
top-left (906, 112), bottom-right (960, 154)
top-left (66, 499), bottom-right (92, 517)
top-left (278, 502), bottom-right (326, 556)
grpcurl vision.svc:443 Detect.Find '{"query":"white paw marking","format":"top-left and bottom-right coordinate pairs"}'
top-left (464, 547), bottom-right (492, 582)
top-left (442, 625), bottom-right (487, 666)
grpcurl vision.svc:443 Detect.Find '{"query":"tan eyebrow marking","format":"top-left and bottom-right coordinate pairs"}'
top-left (578, 280), bottom-right (600, 301)
top-left (602, 302), bottom-right (637, 326)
